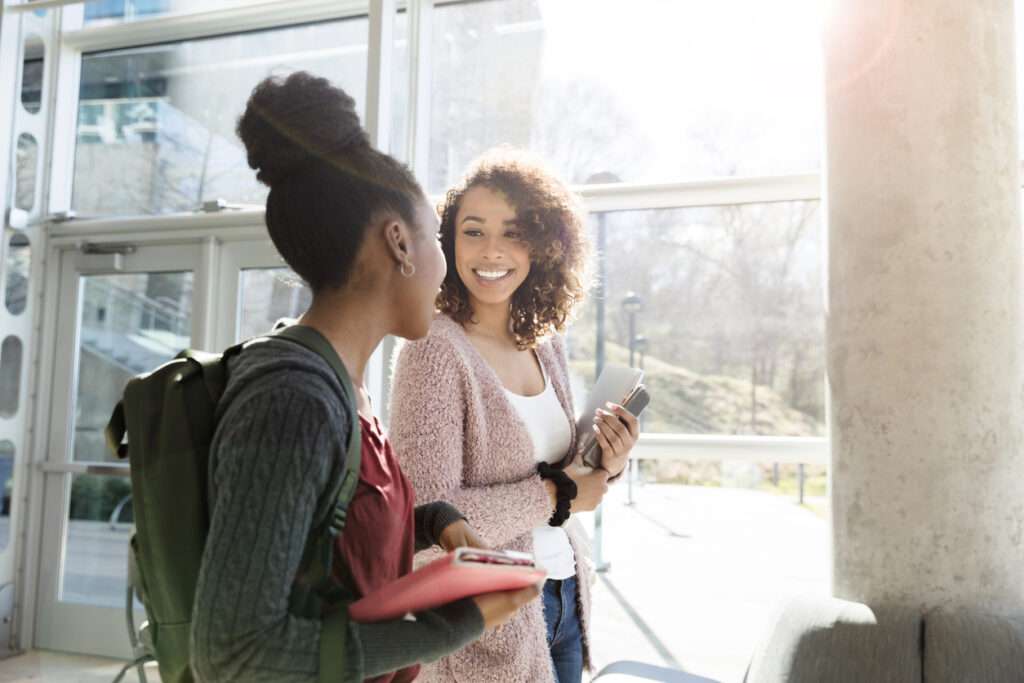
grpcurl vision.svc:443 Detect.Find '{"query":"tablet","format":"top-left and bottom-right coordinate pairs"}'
top-left (580, 384), bottom-right (650, 469)
top-left (575, 365), bottom-right (644, 437)
top-left (347, 548), bottom-right (546, 623)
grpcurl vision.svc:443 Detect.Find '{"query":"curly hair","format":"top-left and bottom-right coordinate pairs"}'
top-left (437, 148), bottom-right (590, 349)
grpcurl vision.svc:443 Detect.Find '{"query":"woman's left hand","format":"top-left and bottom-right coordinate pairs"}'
top-left (439, 519), bottom-right (489, 552)
top-left (593, 402), bottom-right (640, 478)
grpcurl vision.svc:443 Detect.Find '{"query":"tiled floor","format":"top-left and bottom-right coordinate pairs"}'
top-left (0, 651), bottom-right (158, 683)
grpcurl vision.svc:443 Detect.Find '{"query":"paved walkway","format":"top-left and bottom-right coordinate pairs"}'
top-left (581, 483), bottom-right (828, 683)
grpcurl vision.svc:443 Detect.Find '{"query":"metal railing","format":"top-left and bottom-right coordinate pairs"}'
top-left (633, 434), bottom-right (827, 466)
top-left (81, 277), bottom-right (189, 336)
top-left (78, 276), bottom-right (189, 377)
top-left (628, 434), bottom-right (827, 505)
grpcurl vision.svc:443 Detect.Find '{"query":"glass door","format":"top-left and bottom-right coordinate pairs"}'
top-left (34, 242), bottom-right (201, 657)
top-left (215, 239), bottom-right (389, 418)
top-left (214, 240), bottom-right (309, 348)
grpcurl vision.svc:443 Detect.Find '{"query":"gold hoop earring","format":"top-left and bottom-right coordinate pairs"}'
top-left (400, 261), bottom-right (416, 278)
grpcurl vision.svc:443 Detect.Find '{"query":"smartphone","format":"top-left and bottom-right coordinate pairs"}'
top-left (455, 548), bottom-right (537, 570)
top-left (580, 384), bottom-right (651, 469)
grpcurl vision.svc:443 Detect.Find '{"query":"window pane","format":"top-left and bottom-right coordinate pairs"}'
top-left (4, 233), bottom-right (30, 316)
top-left (0, 441), bottom-right (12, 553)
top-left (74, 272), bottom-right (193, 462)
top-left (390, 10), bottom-right (411, 159)
top-left (579, 476), bottom-right (827, 680)
top-left (83, 0), bottom-right (261, 26)
top-left (15, 134), bottom-right (37, 211)
top-left (21, 35), bottom-right (44, 115)
top-left (73, 19), bottom-right (371, 216)
top-left (569, 202), bottom-right (825, 437)
top-left (237, 268), bottom-right (311, 342)
top-left (62, 473), bottom-right (133, 606)
top-left (429, 0), bottom-right (824, 192)
top-left (0, 337), bottom-right (23, 419)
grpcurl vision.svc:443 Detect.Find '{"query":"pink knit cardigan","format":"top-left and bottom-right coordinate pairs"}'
top-left (389, 314), bottom-right (594, 683)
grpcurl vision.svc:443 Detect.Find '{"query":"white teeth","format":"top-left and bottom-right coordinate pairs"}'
top-left (475, 269), bottom-right (511, 281)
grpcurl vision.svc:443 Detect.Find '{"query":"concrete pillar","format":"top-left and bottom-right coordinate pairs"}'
top-left (826, 0), bottom-right (1024, 614)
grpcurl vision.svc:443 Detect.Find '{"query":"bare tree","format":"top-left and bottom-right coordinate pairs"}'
top-left (590, 200), bottom-right (824, 435)
top-left (530, 77), bottom-right (641, 184)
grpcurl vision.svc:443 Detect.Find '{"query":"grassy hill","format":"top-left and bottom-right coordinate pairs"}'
top-left (567, 338), bottom-right (827, 492)
top-left (568, 339), bottom-right (824, 438)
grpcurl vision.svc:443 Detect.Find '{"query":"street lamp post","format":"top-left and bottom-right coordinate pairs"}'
top-left (633, 334), bottom-right (648, 372)
top-left (624, 292), bottom-right (643, 368)
top-left (622, 292), bottom-right (644, 506)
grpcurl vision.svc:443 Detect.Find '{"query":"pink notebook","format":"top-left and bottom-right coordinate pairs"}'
top-left (348, 547), bottom-right (546, 623)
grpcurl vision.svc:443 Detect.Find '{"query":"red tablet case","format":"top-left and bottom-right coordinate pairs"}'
top-left (348, 548), bottom-right (546, 623)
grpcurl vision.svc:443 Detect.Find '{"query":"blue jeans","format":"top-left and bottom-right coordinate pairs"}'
top-left (542, 577), bottom-right (583, 683)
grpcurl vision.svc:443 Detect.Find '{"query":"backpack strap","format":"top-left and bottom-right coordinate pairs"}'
top-left (269, 325), bottom-right (362, 683)
top-left (269, 325), bottom-right (361, 533)
top-left (177, 348), bottom-right (238, 401)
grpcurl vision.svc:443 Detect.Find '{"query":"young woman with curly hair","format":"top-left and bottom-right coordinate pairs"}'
top-left (389, 149), bottom-right (640, 683)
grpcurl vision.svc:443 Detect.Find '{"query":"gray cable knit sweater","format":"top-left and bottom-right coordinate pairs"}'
top-left (190, 338), bottom-right (484, 682)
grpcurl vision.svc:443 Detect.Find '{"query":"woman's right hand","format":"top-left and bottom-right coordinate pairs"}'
top-left (568, 466), bottom-right (609, 513)
top-left (472, 585), bottom-right (541, 630)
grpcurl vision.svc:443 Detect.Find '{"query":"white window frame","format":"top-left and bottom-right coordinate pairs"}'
top-left (1, 4), bottom-right (65, 657)
top-left (4, 0), bottom-right (840, 653)
top-left (39, 0), bottom-right (833, 461)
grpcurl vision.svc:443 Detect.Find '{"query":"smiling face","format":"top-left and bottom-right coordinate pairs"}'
top-left (436, 149), bottom-right (591, 348)
top-left (453, 185), bottom-right (531, 311)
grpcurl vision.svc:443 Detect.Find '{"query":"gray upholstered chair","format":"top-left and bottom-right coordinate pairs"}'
top-left (922, 609), bottom-right (1024, 683)
top-left (744, 595), bottom-right (1024, 683)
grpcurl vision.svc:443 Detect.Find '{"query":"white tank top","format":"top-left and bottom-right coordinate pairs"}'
top-left (504, 362), bottom-right (577, 580)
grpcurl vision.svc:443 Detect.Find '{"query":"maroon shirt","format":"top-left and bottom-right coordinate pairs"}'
top-left (336, 415), bottom-right (420, 683)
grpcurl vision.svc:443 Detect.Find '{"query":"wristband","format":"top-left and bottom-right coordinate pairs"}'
top-left (537, 462), bottom-right (577, 527)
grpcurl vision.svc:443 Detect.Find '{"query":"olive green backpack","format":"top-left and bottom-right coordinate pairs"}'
top-left (105, 325), bottom-right (361, 683)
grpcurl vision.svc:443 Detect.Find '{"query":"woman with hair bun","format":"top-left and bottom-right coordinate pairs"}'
top-left (190, 72), bottom-right (538, 683)
top-left (389, 149), bottom-right (640, 683)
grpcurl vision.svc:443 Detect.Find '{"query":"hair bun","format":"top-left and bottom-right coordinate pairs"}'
top-left (237, 71), bottom-right (369, 188)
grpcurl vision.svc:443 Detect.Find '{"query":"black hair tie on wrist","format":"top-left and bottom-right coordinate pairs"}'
top-left (538, 462), bottom-right (577, 527)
